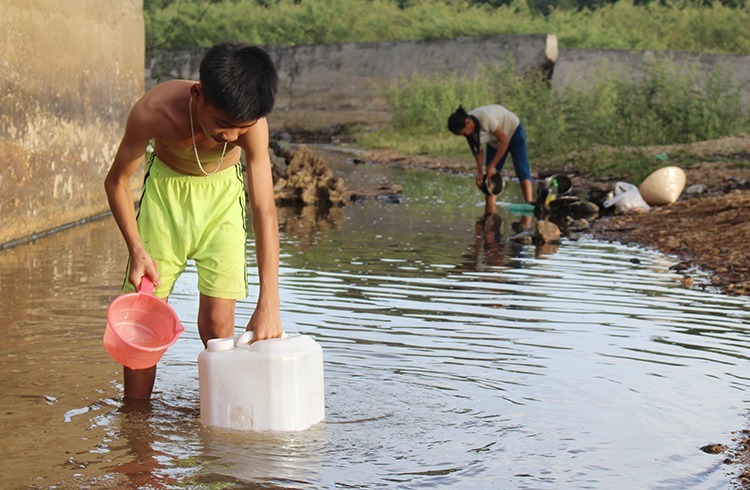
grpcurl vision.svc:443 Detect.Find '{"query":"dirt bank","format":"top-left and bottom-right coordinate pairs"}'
top-left (582, 136), bottom-right (750, 297)
top-left (588, 189), bottom-right (750, 294)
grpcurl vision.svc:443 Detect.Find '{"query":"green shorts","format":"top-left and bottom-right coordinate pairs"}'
top-left (123, 154), bottom-right (248, 299)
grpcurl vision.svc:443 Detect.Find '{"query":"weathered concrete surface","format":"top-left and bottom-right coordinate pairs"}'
top-left (148, 37), bottom-right (750, 134)
top-left (552, 48), bottom-right (750, 107)
top-left (147, 35), bottom-right (553, 130)
top-left (0, 1), bottom-right (144, 247)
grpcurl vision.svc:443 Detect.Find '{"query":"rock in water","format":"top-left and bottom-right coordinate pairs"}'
top-left (273, 146), bottom-right (403, 206)
top-left (274, 147), bottom-right (347, 206)
top-left (534, 220), bottom-right (561, 244)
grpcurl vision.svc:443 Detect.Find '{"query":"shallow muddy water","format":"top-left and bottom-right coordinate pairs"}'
top-left (2, 147), bottom-right (750, 489)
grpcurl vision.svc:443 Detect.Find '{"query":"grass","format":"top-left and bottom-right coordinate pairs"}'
top-left (145, 0), bottom-right (750, 55)
top-left (143, 1), bottom-right (750, 182)
top-left (356, 60), bottom-right (750, 182)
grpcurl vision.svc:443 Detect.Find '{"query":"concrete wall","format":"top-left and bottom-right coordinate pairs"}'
top-left (0, 1), bottom-right (144, 247)
top-left (553, 48), bottom-right (750, 107)
top-left (147, 35), bottom-right (552, 130)
top-left (147, 37), bottom-right (750, 132)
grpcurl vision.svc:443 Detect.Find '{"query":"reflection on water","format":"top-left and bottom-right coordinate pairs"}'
top-left (1, 147), bottom-right (750, 489)
top-left (104, 400), bottom-right (181, 489)
top-left (278, 204), bottom-right (345, 253)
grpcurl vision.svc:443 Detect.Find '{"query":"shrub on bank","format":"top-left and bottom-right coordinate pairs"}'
top-left (359, 60), bottom-right (749, 180)
top-left (145, 0), bottom-right (750, 55)
top-left (144, 0), bottom-right (750, 180)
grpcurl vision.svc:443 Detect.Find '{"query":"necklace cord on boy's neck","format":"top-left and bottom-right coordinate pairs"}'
top-left (189, 95), bottom-right (227, 176)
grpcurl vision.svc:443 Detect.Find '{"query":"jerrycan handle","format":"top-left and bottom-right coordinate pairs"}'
top-left (139, 275), bottom-right (155, 294)
top-left (236, 330), bottom-right (288, 346)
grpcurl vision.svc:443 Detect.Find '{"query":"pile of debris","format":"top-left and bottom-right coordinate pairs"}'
top-left (270, 144), bottom-right (402, 207)
top-left (272, 146), bottom-right (348, 206)
top-left (535, 173), bottom-right (600, 223)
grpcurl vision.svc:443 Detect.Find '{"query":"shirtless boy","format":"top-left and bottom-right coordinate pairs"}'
top-left (104, 42), bottom-right (283, 400)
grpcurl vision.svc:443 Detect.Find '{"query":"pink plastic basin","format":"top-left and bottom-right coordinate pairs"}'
top-left (104, 276), bottom-right (184, 370)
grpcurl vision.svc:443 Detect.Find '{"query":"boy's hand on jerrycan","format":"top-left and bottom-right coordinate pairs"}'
top-left (247, 306), bottom-right (283, 343)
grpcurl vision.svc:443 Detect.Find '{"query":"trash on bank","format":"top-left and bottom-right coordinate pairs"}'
top-left (535, 173), bottom-right (599, 221)
top-left (603, 182), bottom-right (651, 214)
top-left (639, 166), bottom-right (686, 206)
top-left (653, 152), bottom-right (669, 163)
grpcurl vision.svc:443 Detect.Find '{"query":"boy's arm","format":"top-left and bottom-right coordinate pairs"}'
top-left (104, 100), bottom-right (160, 290)
top-left (238, 118), bottom-right (283, 340)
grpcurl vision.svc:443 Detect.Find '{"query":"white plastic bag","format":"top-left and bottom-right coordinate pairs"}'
top-left (603, 182), bottom-right (651, 214)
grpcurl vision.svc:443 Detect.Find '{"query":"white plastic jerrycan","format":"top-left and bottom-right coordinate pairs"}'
top-left (198, 332), bottom-right (325, 432)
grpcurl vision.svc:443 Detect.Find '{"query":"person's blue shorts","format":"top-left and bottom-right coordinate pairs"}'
top-left (485, 122), bottom-right (531, 181)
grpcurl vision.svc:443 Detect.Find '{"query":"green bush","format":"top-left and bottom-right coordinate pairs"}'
top-left (144, 0), bottom-right (750, 180)
top-left (359, 60), bottom-right (749, 165)
top-left (145, 0), bottom-right (750, 55)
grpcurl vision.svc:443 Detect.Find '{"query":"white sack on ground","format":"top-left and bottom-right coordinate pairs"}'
top-left (639, 166), bottom-right (687, 206)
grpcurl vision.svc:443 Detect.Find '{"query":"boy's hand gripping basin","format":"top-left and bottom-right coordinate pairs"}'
top-left (104, 276), bottom-right (184, 370)
top-left (198, 332), bottom-right (325, 431)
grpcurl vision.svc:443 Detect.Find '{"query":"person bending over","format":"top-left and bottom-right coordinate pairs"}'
top-left (448, 104), bottom-right (534, 214)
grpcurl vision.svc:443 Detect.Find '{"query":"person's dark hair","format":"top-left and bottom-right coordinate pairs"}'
top-left (447, 105), bottom-right (470, 134)
top-left (199, 42), bottom-right (278, 122)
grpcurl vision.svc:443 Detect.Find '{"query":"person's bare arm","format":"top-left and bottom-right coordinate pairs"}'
top-left (238, 118), bottom-right (283, 341)
top-left (474, 150), bottom-right (485, 189)
top-left (104, 99), bottom-right (160, 290)
top-left (486, 127), bottom-right (510, 177)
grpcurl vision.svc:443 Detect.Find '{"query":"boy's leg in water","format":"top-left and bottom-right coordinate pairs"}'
top-left (124, 294), bottom-right (170, 400)
top-left (124, 366), bottom-right (157, 400)
top-left (520, 214), bottom-right (532, 230)
top-left (197, 294), bottom-right (236, 347)
top-left (123, 295), bottom-right (235, 400)
top-left (520, 179), bottom-right (534, 204)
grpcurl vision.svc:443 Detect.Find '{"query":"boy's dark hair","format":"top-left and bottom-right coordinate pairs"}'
top-left (447, 105), bottom-right (469, 134)
top-left (199, 42), bottom-right (278, 122)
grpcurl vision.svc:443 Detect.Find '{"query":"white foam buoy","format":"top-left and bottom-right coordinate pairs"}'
top-left (198, 332), bottom-right (325, 431)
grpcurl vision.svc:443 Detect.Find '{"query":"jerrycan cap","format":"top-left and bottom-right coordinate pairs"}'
top-left (207, 337), bottom-right (235, 352)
